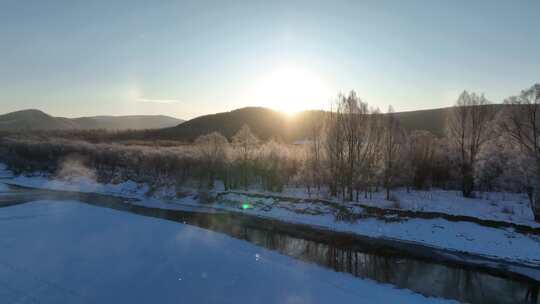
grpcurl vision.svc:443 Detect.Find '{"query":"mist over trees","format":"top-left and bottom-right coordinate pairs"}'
top-left (1, 84), bottom-right (539, 221)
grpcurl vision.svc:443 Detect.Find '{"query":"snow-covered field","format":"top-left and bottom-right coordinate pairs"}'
top-left (1, 164), bottom-right (540, 269)
top-left (0, 199), bottom-right (453, 303)
top-left (235, 186), bottom-right (539, 228)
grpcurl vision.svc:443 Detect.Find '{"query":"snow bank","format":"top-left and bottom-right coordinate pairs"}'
top-left (8, 174), bottom-right (149, 199)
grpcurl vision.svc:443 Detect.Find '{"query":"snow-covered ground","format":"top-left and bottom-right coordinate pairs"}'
top-left (1, 164), bottom-right (536, 227)
top-left (1, 164), bottom-right (540, 269)
top-left (234, 186), bottom-right (540, 228)
top-left (351, 189), bottom-right (535, 226)
top-left (5, 173), bottom-right (150, 199)
top-left (0, 199), bottom-right (454, 304)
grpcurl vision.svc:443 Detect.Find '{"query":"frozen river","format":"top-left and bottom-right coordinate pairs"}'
top-left (0, 185), bottom-right (538, 303)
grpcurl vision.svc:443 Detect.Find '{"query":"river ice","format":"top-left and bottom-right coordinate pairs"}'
top-left (0, 199), bottom-right (453, 303)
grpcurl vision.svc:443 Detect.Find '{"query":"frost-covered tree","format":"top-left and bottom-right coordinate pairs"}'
top-left (194, 132), bottom-right (229, 187)
top-left (474, 137), bottom-right (508, 192)
top-left (324, 101), bottom-right (345, 197)
top-left (324, 91), bottom-right (378, 201)
top-left (258, 139), bottom-right (289, 192)
top-left (381, 106), bottom-right (405, 200)
top-left (358, 107), bottom-right (383, 200)
top-left (232, 124), bottom-right (259, 189)
top-left (303, 115), bottom-right (325, 196)
top-left (446, 91), bottom-right (497, 197)
top-left (499, 83), bottom-right (540, 220)
top-left (404, 130), bottom-right (437, 190)
top-left (341, 91), bottom-right (369, 201)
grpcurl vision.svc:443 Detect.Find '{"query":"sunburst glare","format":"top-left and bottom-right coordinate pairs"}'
top-left (248, 66), bottom-right (331, 115)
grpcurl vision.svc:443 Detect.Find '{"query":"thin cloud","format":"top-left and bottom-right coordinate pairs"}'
top-left (136, 98), bottom-right (181, 104)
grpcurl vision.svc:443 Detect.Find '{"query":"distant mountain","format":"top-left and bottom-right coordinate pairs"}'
top-left (0, 109), bottom-right (184, 131)
top-left (153, 106), bottom-right (457, 142)
top-left (72, 115), bottom-right (183, 130)
top-left (0, 109), bottom-right (78, 131)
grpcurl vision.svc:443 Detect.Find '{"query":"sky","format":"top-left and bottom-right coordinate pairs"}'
top-left (0, 0), bottom-right (539, 119)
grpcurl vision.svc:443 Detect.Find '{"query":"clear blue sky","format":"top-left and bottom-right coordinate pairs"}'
top-left (1, 0), bottom-right (539, 119)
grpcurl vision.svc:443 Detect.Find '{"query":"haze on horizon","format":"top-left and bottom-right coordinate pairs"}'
top-left (1, 0), bottom-right (539, 120)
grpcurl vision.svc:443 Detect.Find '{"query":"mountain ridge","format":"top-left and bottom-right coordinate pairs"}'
top-left (152, 106), bottom-right (461, 141)
top-left (1, 105), bottom-right (506, 141)
top-left (0, 109), bottom-right (184, 131)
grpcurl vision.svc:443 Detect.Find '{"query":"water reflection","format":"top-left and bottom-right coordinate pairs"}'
top-left (177, 211), bottom-right (540, 304)
top-left (244, 229), bottom-right (539, 304)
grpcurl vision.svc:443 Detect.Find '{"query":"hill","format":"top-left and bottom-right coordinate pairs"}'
top-left (72, 115), bottom-right (183, 130)
top-left (156, 107), bottom-right (293, 141)
top-left (0, 109), bottom-right (78, 131)
top-left (153, 106), bottom-right (457, 142)
top-left (0, 109), bottom-right (184, 131)
top-left (1, 105), bottom-right (505, 142)
top-left (393, 107), bottom-right (451, 137)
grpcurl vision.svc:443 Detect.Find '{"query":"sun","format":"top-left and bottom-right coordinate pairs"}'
top-left (249, 67), bottom-right (330, 115)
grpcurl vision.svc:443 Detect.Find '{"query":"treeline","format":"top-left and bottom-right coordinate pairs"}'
top-left (0, 133), bottom-right (303, 193)
top-left (296, 84), bottom-right (540, 220)
top-left (0, 129), bottom-right (176, 144)
top-left (0, 83), bottom-right (539, 220)
top-left (298, 84), bottom-right (540, 219)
